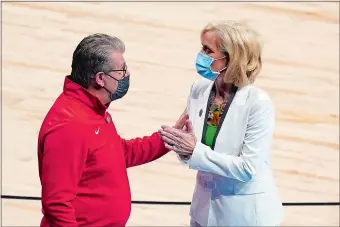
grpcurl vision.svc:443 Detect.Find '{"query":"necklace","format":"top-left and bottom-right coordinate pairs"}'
top-left (207, 91), bottom-right (228, 127)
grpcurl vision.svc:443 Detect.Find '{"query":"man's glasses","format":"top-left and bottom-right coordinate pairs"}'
top-left (107, 64), bottom-right (128, 79)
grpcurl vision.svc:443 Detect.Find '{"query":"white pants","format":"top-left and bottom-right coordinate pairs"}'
top-left (190, 218), bottom-right (280, 227)
top-left (190, 218), bottom-right (202, 227)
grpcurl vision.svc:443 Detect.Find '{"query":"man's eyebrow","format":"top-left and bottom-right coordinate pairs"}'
top-left (121, 62), bottom-right (127, 68)
top-left (113, 62), bottom-right (126, 70)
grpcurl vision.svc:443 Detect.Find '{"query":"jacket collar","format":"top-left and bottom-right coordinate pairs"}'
top-left (63, 76), bottom-right (107, 116)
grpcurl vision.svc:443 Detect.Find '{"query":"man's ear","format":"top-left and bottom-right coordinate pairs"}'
top-left (94, 72), bottom-right (105, 88)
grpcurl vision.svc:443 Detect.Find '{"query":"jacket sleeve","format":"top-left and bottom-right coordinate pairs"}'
top-left (40, 124), bottom-right (87, 226)
top-left (188, 98), bottom-right (275, 182)
top-left (121, 132), bottom-right (169, 168)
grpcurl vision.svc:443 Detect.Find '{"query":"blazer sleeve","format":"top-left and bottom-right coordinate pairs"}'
top-left (188, 98), bottom-right (275, 182)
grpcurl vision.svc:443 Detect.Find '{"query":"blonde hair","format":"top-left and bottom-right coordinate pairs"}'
top-left (201, 21), bottom-right (263, 87)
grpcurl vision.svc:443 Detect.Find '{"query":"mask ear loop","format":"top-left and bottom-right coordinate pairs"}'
top-left (211, 54), bottom-right (228, 74)
top-left (101, 73), bottom-right (119, 97)
top-left (217, 52), bottom-right (230, 73)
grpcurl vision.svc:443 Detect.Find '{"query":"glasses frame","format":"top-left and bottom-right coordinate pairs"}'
top-left (107, 64), bottom-right (127, 80)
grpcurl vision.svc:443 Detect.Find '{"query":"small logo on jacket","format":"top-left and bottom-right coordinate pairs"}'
top-left (106, 116), bottom-right (111, 123)
top-left (199, 109), bottom-right (203, 117)
top-left (95, 128), bottom-right (100, 135)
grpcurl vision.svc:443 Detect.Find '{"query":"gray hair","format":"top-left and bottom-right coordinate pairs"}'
top-left (70, 33), bottom-right (125, 88)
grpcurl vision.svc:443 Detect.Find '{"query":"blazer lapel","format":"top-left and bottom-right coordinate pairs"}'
top-left (213, 85), bottom-right (251, 152)
top-left (191, 83), bottom-right (251, 151)
top-left (192, 82), bottom-right (214, 143)
top-left (232, 85), bottom-right (250, 108)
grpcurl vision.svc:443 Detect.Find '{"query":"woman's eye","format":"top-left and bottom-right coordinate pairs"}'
top-left (203, 46), bottom-right (212, 54)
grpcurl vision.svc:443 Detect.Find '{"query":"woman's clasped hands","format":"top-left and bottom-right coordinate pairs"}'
top-left (159, 112), bottom-right (197, 156)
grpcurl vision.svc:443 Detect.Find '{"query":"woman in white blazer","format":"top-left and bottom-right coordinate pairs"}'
top-left (159, 20), bottom-right (284, 226)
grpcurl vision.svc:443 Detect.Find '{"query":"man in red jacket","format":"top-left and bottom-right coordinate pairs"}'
top-left (38, 33), bottom-right (187, 227)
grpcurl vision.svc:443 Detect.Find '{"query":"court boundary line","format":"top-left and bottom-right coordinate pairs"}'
top-left (1, 195), bottom-right (339, 206)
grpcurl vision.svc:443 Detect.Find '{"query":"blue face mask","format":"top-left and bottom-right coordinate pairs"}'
top-left (195, 52), bottom-right (226, 81)
top-left (109, 76), bottom-right (129, 101)
top-left (103, 75), bottom-right (130, 102)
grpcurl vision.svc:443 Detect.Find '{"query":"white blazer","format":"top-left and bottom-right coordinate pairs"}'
top-left (178, 78), bottom-right (284, 226)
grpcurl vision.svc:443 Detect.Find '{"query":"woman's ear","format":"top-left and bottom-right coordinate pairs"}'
top-left (224, 52), bottom-right (230, 66)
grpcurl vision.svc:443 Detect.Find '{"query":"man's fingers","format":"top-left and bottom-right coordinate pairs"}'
top-left (166, 143), bottom-right (190, 155)
top-left (161, 135), bottom-right (177, 147)
top-left (179, 142), bottom-right (192, 151)
top-left (159, 129), bottom-right (180, 142)
top-left (162, 126), bottom-right (183, 137)
top-left (160, 129), bottom-right (184, 145)
top-left (164, 143), bottom-right (187, 155)
top-left (176, 152), bottom-right (190, 156)
top-left (161, 134), bottom-right (193, 153)
top-left (164, 143), bottom-right (175, 151)
top-left (173, 148), bottom-right (191, 156)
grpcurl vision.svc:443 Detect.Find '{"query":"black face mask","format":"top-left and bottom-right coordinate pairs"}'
top-left (103, 75), bottom-right (130, 102)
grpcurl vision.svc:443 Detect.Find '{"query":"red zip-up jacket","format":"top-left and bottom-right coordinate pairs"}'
top-left (38, 76), bottom-right (169, 227)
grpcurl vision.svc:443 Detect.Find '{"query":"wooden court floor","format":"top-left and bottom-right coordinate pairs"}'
top-left (1, 1), bottom-right (339, 226)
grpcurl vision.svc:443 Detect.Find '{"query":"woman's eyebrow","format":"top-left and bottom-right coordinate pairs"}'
top-left (202, 44), bottom-right (214, 51)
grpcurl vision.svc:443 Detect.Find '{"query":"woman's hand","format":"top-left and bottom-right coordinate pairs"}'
top-left (159, 120), bottom-right (197, 156)
top-left (173, 110), bottom-right (189, 130)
